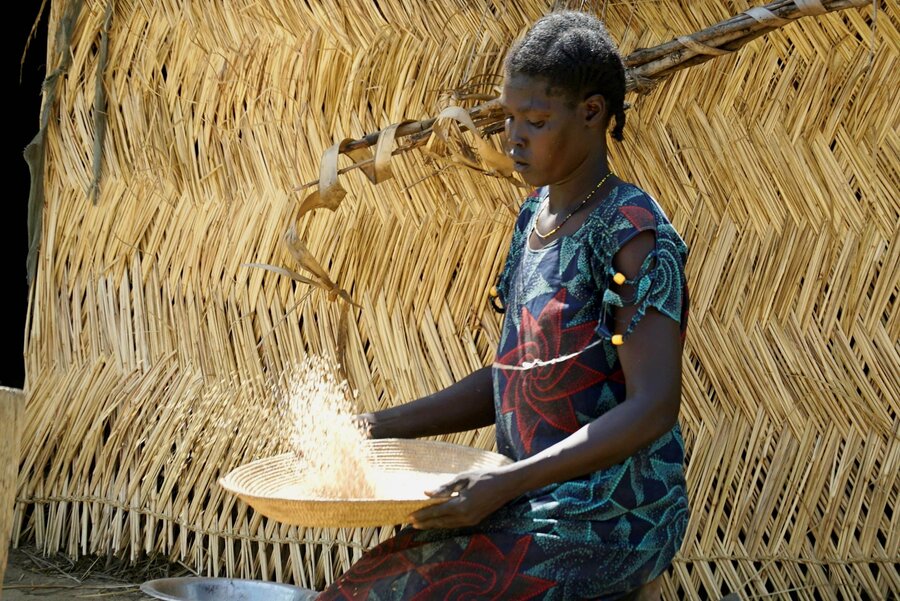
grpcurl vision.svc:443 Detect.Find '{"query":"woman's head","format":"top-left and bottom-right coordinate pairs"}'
top-left (504, 10), bottom-right (627, 141)
top-left (500, 11), bottom-right (626, 187)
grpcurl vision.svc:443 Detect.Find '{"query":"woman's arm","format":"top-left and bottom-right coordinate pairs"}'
top-left (490, 308), bottom-right (681, 495)
top-left (410, 231), bottom-right (683, 528)
top-left (360, 366), bottom-right (496, 439)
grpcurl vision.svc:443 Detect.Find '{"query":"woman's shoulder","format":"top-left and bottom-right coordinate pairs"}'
top-left (511, 186), bottom-right (547, 230)
top-left (606, 182), bottom-right (671, 226)
top-left (521, 186), bottom-right (547, 213)
top-left (594, 181), bottom-right (687, 253)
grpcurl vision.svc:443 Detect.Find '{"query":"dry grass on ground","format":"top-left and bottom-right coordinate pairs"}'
top-left (2, 544), bottom-right (189, 600)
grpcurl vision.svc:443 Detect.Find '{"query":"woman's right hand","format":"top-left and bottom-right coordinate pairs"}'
top-left (352, 412), bottom-right (378, 439)
top-left (348, 367), bottom-right (496, 440)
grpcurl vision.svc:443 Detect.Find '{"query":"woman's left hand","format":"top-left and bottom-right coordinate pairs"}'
top-left (408, 468), bottom-right (518, 530)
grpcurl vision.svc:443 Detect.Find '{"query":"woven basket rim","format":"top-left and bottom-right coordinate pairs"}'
top-left (218, 438), bottom-right (512, 526)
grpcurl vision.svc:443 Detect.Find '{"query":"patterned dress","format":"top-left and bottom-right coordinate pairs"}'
top-left (319, 183), bottom-right (690, 600)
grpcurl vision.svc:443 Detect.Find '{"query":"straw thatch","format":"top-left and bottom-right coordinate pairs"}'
top-left (1, 387), bottom-right (25, 593)
top-left (16, 0), bottom-right (899, 599)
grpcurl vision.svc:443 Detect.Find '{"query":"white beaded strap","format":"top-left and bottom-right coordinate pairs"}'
top-left (492, 338), bottom-right (606, 371)
top-left (677, 35), bottom-right (731, 56)
top-left (744, 6), bottom-right (792, 26)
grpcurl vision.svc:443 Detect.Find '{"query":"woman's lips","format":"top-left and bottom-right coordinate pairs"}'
top-left (513, 160), bottom-right (530, 172)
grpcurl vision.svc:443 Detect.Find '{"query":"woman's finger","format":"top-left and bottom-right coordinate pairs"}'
top-left (409, 511), bottom-right (463, 530)
top-left (408, 505), bottom-right (446, 528)
top-left (425, 475), bottom-right (470, 497)
top-left (350, 413), bottom-right (374, 438)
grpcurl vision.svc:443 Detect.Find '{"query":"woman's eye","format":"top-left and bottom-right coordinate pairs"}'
top-left (528, 120), bottom-right (545, 128)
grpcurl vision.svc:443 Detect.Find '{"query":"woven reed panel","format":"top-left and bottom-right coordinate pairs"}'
top-left (1, 388), bottom-right (24, 593)
top-left (17, 1), bottom-right (898, 598)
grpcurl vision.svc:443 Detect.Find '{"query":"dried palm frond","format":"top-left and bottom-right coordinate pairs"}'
top-left (296, 0), bottom-right (871, 196)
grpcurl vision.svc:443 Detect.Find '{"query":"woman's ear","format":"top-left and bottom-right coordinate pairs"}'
top-left (583, 93), bottom-right (608, 129)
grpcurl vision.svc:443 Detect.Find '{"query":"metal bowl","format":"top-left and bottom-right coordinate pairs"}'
top-left (140, 577), bottom-right (319, 601)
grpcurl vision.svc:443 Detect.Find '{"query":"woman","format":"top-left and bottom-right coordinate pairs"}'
top-left (320, 10), bottom-right (690, 600)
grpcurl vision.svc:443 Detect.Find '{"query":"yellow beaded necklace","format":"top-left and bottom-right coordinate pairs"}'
top-left (533, 171), bottom-right (614, 240)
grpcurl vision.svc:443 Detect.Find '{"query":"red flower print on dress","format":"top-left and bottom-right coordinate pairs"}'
top-left (497, 289), bottom-right (611, 453)
top-left (619, 205), bottom-right (655, 231)
top-left (411, 534), bottom-right (554, 600)
top-left (319, 534), bottom-right (420, 600)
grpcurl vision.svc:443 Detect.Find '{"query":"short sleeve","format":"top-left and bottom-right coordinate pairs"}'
top-left (594, 194), bottom-right (689, 342)
top-left (492, 189), bottom-right (544, 312)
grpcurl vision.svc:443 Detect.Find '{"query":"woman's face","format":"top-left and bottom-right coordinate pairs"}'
top-left (500, 73), bottom-right (599, 187)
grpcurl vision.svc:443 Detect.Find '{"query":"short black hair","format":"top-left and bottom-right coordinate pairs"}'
top-left (504, 10), bottom-right (627, 141)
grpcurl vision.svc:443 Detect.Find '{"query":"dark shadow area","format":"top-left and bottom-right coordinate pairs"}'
top-left (4, 6), bottom-right (48, 389)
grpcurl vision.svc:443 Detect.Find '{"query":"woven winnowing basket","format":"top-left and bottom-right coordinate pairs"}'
top-left (219, 439), bottom-right (512, 528)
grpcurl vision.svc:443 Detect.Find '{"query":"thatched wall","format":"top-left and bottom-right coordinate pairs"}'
top-left (1, 388), bottom-right (24, 590)
top-left (16, 0), bottom-right (898, 598)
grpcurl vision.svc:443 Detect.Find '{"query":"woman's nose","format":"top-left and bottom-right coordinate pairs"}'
top-left (506, 119), bottom-right (525, 149)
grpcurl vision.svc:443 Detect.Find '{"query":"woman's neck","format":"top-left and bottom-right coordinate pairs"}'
top-left (546, 151), bottom-right (610, 214)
